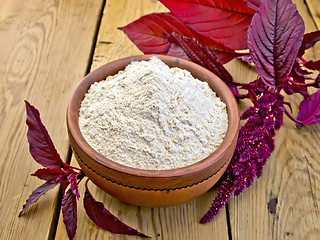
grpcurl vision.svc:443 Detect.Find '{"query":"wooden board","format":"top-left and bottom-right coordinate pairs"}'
top-left (228, 1), bottom-right (320, 239)
top-left (306, 0), bottom-right (320, 29)
top-left (54, 0), bottom-right (230, 239)
top-left (3, 0), bottom-right (318, 239)
top-left (0, 0), bottom-right (103, 239)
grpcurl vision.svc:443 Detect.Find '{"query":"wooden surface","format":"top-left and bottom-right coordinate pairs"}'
top-left (0, 0), bottom-right (319, 240)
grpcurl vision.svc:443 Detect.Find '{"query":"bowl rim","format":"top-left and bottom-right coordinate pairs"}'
top-left (67, 54), bottom-right (239, 179)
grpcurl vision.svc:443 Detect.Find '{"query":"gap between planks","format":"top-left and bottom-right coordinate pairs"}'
top-left (46, 1), bottom-right (107, 239)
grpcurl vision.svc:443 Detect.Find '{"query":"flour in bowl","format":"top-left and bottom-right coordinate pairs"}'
top-left (78, 57), bottom-right (228, 170)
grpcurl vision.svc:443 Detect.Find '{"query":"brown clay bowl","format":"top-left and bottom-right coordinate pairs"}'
top-left (67, 55), bottom-right (239, 207)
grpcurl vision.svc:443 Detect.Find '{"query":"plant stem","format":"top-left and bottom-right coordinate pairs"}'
top-left (283, 108), bottom-right (303, 124)
top-left (287, 77), bottom-right (316, 86)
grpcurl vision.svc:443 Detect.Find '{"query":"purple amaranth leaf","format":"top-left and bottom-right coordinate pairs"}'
top-left (62, 188), bottom-right (77, 240)
top-left (19, 180), bottom-right (60, 217)
top-left (25, 101), bottom-right (66, 169)
top-left (32, 168), bottom-right (65, 181)
top-left (297, 90), bottom-right (320, 128)
top-left (284, 61), bottom-right (310, 97)
top-left (316, 73), bottom-right (320, 87)
top-left (245, 0), bottom-right (261, 11)
top-left (67, 173), bottom-right (80, 200)
top-left (201, 92), bottom-right (284, 223)
top-left (168, 32), bottom-right (241, 97)
top-left (168, 33), bottom-right (233, 82)
top-left (247, 0), bottom-right (305, 88)
top-left (83, 180), bottom-right (150, 238)
top-left (237, 54), bottom-right (253, 64)
top-left (285, 31), bottom-right (320, 97)
top-left (298, 30), bottom-right (320, 57)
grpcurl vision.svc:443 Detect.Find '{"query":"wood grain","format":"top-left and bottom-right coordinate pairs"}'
top-left (56, 165), bottom-right (229, 239)
top-left (228, 1), bottom-right (320, 239)
top-left (4, 0), bottom-right (317, 239)
top-left (54, 0), bottom-right (230, 239)
top-left (0, 0), bottom-right (103, 239)
top-left (305, 0), bottom-right (320, 29)
top-left (90, 0), bottom-right (168, 70)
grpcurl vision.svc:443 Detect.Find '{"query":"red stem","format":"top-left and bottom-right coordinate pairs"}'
top-left (299, 57), bottom-right (307, 63)
top-left (233, 92), bottom-right (250, 99)
top-left (287, 77), bottom-right (316, 86)
top-left (233, 82), bottom-right (256, 87)
top-left (283, 108), bottom-right (303, 124)
top-left (63, 162), bottom-right (82, 172)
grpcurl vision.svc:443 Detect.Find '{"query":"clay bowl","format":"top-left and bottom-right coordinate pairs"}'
top-left (67, 55), bottom-right (239, 207)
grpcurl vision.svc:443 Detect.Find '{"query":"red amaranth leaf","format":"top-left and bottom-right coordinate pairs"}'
top-left (297, 90), bottom-right (320, 128)
top-left (83, 181), bottom-right (150, 238)
top-left (62, 188), bottom-right (77, 240)
top-left (244, 0), bottom-right (261, 11)
top-left (298, 30), bottom-right (320, 57)
top-left (166, 32), bottom-right (258, 98)
top-left (32, 168), bottom-right (65, 181)
top-left (25, 101), bottom-right (65, 169)
top-left (160, 0), bottom-right (255, 50)
top-left (247, 0), bottom-right (305, 88)
top-left (19, 180), bottom-right (60, 217)
top-left (167, 32), bottom-right (241, 96)
top-left (119, 13), bottom-right (193, 53)
top-left (168, 33), bottom-right (233, 82)
top-left (67, 173), bottom-right (80, 200)
top-left (119, 12), bottom-right (240, 64)
top-left (304, 60), bottom-right (320, 71)
top-left (167, 42), bottom-right (191, 60)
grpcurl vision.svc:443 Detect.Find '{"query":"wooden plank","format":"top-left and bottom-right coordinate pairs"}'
top-left (0, 0), bottom-right (103, 239)
top-left (228, 0), bottom-right (320, 239)
top-left (89, 0), bottom-right (169, 70)
top-left (55, 0), bottom-right (230, 239)
top-left (306, 0), bottom-right (320, 29)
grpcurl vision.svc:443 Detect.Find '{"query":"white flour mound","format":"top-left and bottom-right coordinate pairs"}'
top-left (79, 57), bottom-right (228, 170)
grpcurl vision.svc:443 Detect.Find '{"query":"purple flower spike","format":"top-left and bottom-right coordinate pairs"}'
top-left (201, 92), bottom-right (284, 223)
